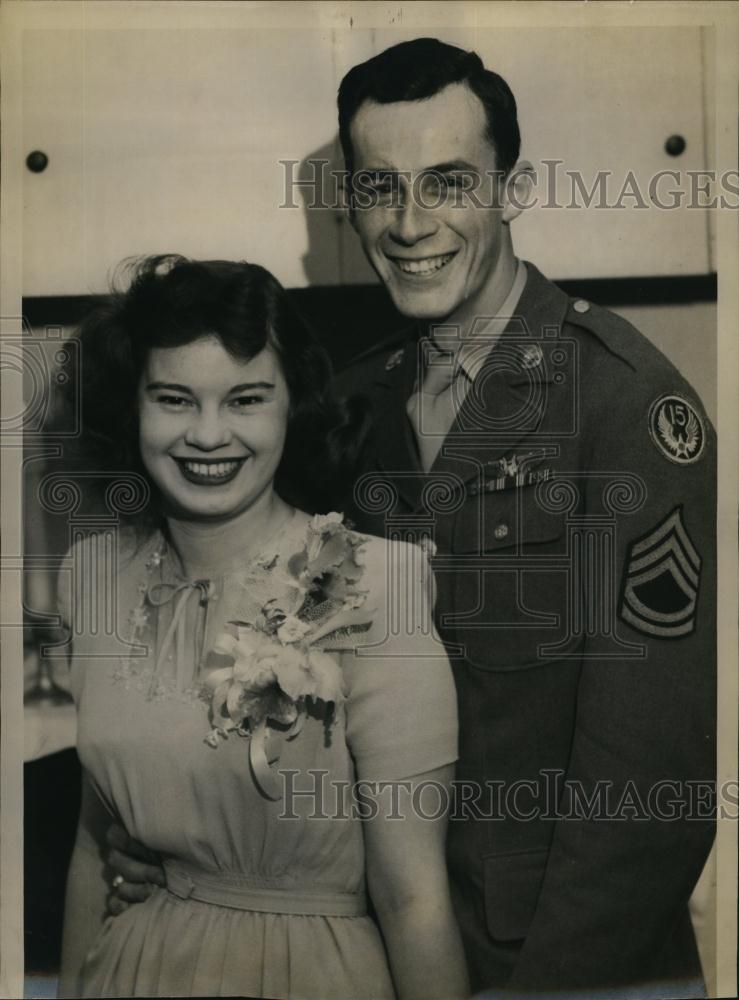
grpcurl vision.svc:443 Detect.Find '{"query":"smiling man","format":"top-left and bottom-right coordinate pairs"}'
top-left (334, 37), bottom-right (716, 998)
top-left (346, 79), bottom-right (519, 327)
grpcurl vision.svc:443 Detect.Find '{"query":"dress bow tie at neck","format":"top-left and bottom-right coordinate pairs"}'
top-left (146, 579), bottom-right (214, 697)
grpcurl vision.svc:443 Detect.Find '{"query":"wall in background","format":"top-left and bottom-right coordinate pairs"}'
top-left (21, 22), bottom-right (715, 296)
top-left (614, 300), bottom-right (716, 424)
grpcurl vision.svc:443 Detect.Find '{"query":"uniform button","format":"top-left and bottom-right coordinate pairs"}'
top-left (494, 523), bottom-right (509, 540)
top-left (573, 299), bottom-right (590, 314)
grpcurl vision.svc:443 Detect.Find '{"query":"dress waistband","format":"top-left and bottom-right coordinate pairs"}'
top-left (163, 860), bottom-right (367, 917)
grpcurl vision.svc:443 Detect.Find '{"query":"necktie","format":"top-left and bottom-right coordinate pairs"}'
top-left (407, 342), bottom-right (467, 471)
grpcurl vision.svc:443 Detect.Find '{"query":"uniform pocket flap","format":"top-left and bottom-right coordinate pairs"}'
top-left (452, 486), bottom-right (565, 554)
top-left (483, 847), bottom-right (549, 942)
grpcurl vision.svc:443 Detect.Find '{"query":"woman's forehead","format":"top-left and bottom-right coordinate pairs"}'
top-left (143, 336), bottom-right (282, 388)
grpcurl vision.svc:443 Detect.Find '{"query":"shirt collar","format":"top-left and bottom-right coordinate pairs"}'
top-left (455, 259), bottom-right (528, 383)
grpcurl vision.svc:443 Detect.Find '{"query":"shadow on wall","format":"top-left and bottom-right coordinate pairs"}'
top-left (290, 137), bottom-right (406, 370)
top-left (297, 136), bottom-right (376, 287)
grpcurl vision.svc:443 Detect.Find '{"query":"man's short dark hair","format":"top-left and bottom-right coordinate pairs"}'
top-left (338, 37), bottom-right (521, 178)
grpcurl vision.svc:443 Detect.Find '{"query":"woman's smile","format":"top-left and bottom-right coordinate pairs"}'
top-left (173, 456), bottom-right (249, 486)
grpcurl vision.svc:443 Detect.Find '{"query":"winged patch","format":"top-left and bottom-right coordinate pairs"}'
top-left (619, 507), bottom-right (701, 639)
top-left (649, 394), bottom-right (705, 465)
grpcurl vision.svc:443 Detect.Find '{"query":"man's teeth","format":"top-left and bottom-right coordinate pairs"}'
top-left (183, 460), bottom-right (240, 478)
top-left (394, 253), bottom-right (455, 275)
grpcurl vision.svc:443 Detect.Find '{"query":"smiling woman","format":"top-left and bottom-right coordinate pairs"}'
top-left (55, 256), bottom-right (468, 1000)
top-left (64, 256), bottom-right (364, 525)
top-left (138, 338), bottom-right (290, 521)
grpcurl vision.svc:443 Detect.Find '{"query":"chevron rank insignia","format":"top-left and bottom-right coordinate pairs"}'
top-left (649, 394), bottom-right (705, 465)
top-left (619, 507), bottom-right (701, 639)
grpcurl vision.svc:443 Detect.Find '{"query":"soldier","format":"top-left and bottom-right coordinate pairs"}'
top-left (332, 37), bottom-right (716, 997)
top-left (107, 36), bottom-right (716, 998)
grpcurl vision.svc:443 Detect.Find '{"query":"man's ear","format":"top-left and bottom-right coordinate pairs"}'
top-left (502, 160), bottom-right (535, 224)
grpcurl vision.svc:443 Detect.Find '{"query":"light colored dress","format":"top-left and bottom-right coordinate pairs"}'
top-left (61, 511), bottom-right (457, 999)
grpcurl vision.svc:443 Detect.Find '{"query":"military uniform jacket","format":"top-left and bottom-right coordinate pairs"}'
top-left (335, 263), bottom-right (716, 995)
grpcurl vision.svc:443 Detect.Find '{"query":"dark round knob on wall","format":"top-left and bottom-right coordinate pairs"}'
top-left (26, 150), bottom-right (49, 173)
top-left (664, 135), bottom-right (687, 157)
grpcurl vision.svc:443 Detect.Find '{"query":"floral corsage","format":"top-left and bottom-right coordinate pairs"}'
top-left (203, 513), bottom-right (373, 798)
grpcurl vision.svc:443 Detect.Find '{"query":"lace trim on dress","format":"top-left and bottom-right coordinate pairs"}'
top-left (111, 515), bottom-right (372, 704)
top-left (111, 538), bottom-right (284, 703)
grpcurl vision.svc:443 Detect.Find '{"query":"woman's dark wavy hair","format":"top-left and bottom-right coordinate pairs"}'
top-left (338, 37), bottom-right (520, 178)
top-left (63, 255), bottom-right (368, 525)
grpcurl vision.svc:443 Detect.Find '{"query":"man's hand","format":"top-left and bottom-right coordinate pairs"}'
top-left (105, 824), bottom-right (166, 916)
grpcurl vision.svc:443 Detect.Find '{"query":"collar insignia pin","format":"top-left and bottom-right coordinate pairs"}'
top-left (385, 348), bottom-right (404, 371)
top-left (520, 344), bottom-right (543, 370)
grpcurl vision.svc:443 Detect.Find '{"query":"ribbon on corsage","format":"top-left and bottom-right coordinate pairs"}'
top-left (203, 513), bottom-right (374, 799)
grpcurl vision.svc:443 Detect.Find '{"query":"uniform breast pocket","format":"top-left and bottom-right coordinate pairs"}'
top-left (438, 487), bottom-right (580, 670)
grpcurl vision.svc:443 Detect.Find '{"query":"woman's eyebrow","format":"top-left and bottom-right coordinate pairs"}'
top-left (145, 381), bottom-right (275, 393)
top-left (146, 381), bottom-right (192, 393)
top-left (228, 382), bottom-right (275, 393)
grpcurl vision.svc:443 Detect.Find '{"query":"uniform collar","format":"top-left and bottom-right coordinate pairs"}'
top-left (414, 260), bottom-right (570, 388)
top-left (369, 262), bottom-right (573, 504)
top-left (369, 258), bottom-right (571, 388)
top-left (454, 258), bottom-right (528, 383)
top-left (427, 264), bottom-right (571, 486)
top-left (505, 261), bottom-right (570, 352)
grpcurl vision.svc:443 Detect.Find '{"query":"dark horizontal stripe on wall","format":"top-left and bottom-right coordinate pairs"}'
top-left (22, 272), bottom-right (717, 372)
top-left (23, 295), bottom-right (102, 329)
top-left (556, 273), bottom-right (717, 306)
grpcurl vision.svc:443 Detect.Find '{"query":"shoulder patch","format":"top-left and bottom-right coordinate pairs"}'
top-left (619, 506), bottom-right (701, 639)
top-left (649, 393), bottom-right (706, 465)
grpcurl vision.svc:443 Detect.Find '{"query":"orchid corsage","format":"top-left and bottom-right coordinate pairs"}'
top-left (203, 513), bottom-right (373, 798)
